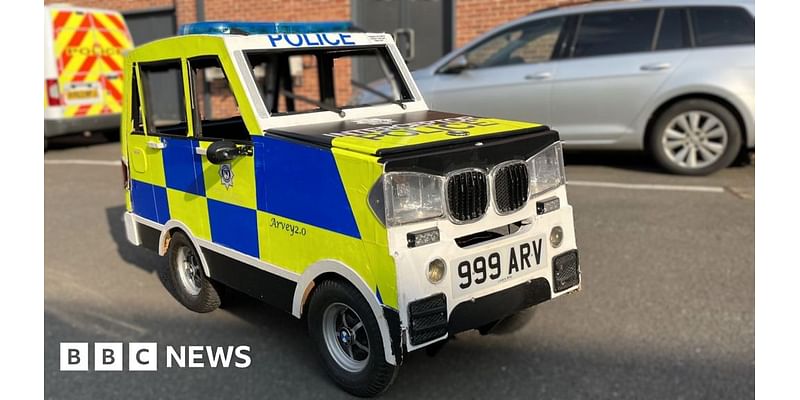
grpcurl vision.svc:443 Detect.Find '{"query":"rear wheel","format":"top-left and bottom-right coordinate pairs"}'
top-left (307, 280), bottom-right (398, 397)
top-left (649, 99), bottom-right (742, 175)
top-left (166, 231), bottom-right (220, 313)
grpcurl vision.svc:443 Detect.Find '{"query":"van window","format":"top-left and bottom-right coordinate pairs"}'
top-left (457, 17), bottom-right (565, 69)
top-left (656, 9), bottom-right (689, 51)
top-left (139, 60), bottom-right (187, 136)
top-left (246, 47), bottom-right (411, 116)
top-left (572, 10), bottom-right (659, 57)
top-left (131, 67), bottom-right (144, 134)
top-left (188, 56), bottom-right (249, 141)
top-left (690, 7), bottom-right (754, 47)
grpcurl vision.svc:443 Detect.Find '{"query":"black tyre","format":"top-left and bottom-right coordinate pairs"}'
top-left (166, 231), bottom-right (220, 313)
top-left (307, 280), bottom-right (398, 397)
top-left (649, 99), bottom-right (742, 175)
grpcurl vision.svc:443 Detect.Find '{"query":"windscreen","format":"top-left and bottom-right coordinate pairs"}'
top-left (245, 46), bottom-right (413, 116)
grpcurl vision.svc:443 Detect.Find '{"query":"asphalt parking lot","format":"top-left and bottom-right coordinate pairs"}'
top-left (44, 135), bottom-right (754, 399)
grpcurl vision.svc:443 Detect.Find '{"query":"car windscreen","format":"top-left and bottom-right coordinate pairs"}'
top-left (245, 46), bottom-right (413, 116)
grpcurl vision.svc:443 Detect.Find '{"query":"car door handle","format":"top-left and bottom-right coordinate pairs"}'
top-left (640, 62), bottom-right (671, 71)
top-left (147, 141), bottom-right (166, 150)
top-left (524, 72), bottom-right (552, 80)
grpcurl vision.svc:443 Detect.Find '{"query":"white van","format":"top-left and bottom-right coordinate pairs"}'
top-left (44, 4), bottom-right (134, 147)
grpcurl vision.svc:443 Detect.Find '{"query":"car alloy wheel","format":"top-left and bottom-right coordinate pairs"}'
top-left (176, 246), bottom-right (203, 296)
top-left (322, 302), bottom-right (370, 373)
top-left (661, 110), bottom-right (729, 170)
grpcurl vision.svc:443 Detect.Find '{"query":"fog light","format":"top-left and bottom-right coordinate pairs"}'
top-left (536, 197), bottom-right (560, 215)
top-left (550, 226), bottom-right (564, 248)
top-left (407, 227), bottom-right (440, 248)
top-left (427, 259), bottom-right (446, 284)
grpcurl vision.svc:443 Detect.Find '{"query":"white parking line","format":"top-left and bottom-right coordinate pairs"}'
top-left (43, 159), bottom-right (728, 194)
top-left (45, 159), bottom-right (119, 166)
top-left (568, 180), bottom-right (725, 193)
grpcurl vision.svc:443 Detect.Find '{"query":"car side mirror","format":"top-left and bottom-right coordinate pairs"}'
top-left (440, 55), bottom-right (471, 74)
top-left (206, 140), bottom-right (249, 165)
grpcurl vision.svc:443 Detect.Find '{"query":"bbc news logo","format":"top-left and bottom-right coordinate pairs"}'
top-left (60, 343), bottom-right (251, 371)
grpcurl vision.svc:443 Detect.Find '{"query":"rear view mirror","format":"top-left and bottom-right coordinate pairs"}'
top-left (440, 55), bottom-right (471, 74)
top-left (206, 140), bottom-right (242, 165)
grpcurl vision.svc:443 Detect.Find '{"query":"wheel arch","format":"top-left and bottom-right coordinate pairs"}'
top-left (157, 220), bottom-right (212, 277)
top-left (643, 92), bottom-right (748, 152)
top-left (293, 260), bottom-right (398, 366)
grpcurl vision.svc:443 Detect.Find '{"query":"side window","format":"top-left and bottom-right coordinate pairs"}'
top-left (456, 17), bottom-right (565, 69)
top-left (656, 9), bottom-right (689, 51)
top-left (139, 60), bottom-right (187, 136)
top-left (572, 10), bottom-right (659, 58)
top-left (690, 7), bottom-right (754, 47)
top-left (189, 56), bottom-right (249, 140)
top-left (130, 67), bottom-right (144, 134)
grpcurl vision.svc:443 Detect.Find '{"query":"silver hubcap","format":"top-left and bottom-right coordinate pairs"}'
top-left (177, 246), bottom-right (202, 296)
top-left (322, 303), bottom-right (369, 373)
top-left (662, 111), bottom-right (728, 169)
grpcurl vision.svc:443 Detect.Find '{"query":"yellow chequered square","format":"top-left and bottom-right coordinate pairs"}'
top-left (126, 134), bottom-right (166, 187)
top-left (199, 141), bottom-right (257, 210)
top-left (166, 188), bottom-right (211, 240)
top-left (256, 211), bottom-right (370, 276)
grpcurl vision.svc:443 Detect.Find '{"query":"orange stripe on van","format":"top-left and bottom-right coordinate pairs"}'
top-left (74, 104), bottom-right (92, 117)
top-left (105, 79), bottom-right (123, 102)
top-left (72, 56), bottom-right (97, 82)
top-left (59, 15), bottom-right (92, 70)
top-left (100, 56), bottom-right (121, 72)
top-left (52, 11), bottom-right (72, 35)
top-left (104, 13), bottom-right (126, 31)
top-left (98, 29), bottom-right (123, 48)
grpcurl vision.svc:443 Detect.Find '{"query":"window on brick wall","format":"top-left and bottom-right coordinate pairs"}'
top-left (457, 17), bottom-right (565, 69)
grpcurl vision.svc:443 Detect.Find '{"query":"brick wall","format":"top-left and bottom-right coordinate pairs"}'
top-left (45, 0), bottom-right (591, 54)
top-left (44, 0), bottom-right (174, 13)
top-left (198, 0), bottom-right (352, 114)
top-left (46, 0), bottom-right (586, 117)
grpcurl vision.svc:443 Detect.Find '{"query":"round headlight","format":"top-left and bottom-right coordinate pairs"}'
top-left (427, 259), bottom-right (446, 284)
top-left (550, 226), bottom-right (564, 248)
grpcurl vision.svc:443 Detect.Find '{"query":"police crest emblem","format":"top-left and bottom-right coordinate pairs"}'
top-left (219, 163), bottom-right (234, 189)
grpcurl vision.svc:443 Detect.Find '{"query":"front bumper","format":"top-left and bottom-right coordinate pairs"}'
top-left (406, 250), bottom-right (579, 346)
top-left (388, 185), bottom-right (581, 352)
top-left (44, 113), bottom-right (120, 137)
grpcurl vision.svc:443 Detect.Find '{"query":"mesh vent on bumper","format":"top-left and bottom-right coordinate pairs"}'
top-left (553, 250), bottom-right (580, 292)
top-left (408, 293), bottom-right (448, 345)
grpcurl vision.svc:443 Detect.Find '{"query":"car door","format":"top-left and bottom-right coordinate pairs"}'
top-left (549, 8), bottom-right (691, 146)
top-left (127, 59), bottom-right (196, 226)
top-left (424, 16), bottom-right (567, 123)
top-left (188, 56), bottom-right (261, 259)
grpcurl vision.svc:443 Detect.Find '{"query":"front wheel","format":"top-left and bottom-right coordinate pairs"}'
top-left (649, 99), bottom-right (742, 175)
top-left (307, 280), bottom-right (398, 397)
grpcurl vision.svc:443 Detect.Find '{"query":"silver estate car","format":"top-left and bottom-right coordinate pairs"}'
top-left (410, 0), bottom-right (755, 175)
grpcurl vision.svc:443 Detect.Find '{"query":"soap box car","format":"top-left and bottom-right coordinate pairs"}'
top-left (120, 21), bottom-right (581, 396)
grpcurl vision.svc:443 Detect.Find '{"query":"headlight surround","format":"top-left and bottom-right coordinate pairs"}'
top-left (527, 142), bottom-right (566, 197)
top-left (383, 172), bottom-right (444, 226)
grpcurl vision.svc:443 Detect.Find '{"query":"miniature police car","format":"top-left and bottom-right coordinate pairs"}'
top-left (120, 21), bottom-right (581, 396)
